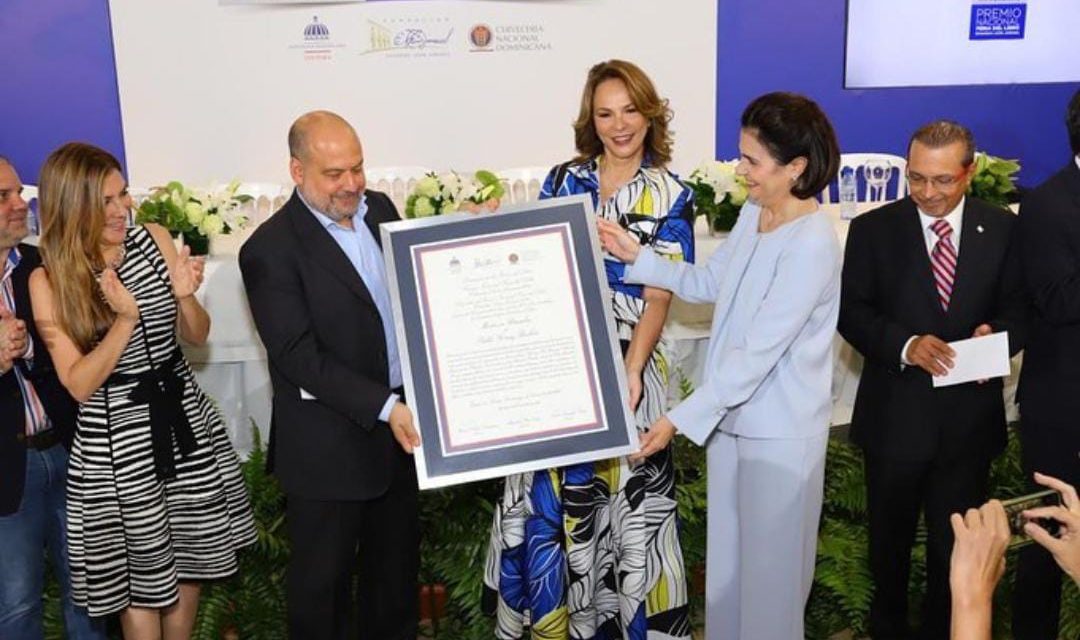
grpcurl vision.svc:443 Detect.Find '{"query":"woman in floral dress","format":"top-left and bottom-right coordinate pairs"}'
top-left (483, 59), bottom-right (695, 640)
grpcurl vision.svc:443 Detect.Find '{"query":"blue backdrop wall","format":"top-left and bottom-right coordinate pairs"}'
top-left (715, 0), bottom-right (1078, 186)
top-left (1, 0), bottom-right (126, 184)
top-left (2, 0), bottom-right (1076, 187)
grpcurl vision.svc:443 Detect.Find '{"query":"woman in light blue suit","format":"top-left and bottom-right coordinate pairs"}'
top-left (598, 92), bottom-right (842, 639)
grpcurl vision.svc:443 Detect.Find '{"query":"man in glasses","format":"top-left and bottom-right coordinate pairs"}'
top-left (1013, 88), bottom-right (1080, 640)
top-left (839, 120), bottom-right (1027, 639)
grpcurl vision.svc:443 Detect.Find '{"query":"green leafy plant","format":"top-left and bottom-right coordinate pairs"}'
top-left (967, 152), bottom-right (1021, 208)
top-left (418, 480), bottom-right (502, 637)
top-left (40, 417), bottom-right (1077, 638)
top-left (135, 180), bottom-right (252, 254)
top-left (806, 435), bottom-right (874, 638)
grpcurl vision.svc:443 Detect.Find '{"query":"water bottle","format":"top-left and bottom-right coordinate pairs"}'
top-left (839, 166), bottom-right (858, 220)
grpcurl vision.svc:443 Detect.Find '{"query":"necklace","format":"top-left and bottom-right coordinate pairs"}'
top-left (102, 244), bottom-right (127, 271)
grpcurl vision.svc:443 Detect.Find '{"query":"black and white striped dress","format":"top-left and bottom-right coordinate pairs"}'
top-left (66, 226), bottom-right (257, 617)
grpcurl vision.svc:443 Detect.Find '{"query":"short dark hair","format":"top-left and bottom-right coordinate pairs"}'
top-left (740, 92), bottom-right (840, 199)
top-left (908, 120), bottom-right (975, 166)
top-left (1067, 88), bottom-right (1080, 156)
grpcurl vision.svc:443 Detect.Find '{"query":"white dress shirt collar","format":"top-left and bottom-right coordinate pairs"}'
top-left (916, 196), bottom-right (965, 255)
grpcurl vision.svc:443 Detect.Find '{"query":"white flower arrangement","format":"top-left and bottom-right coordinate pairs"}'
top-left (135, 180), bottom-right (253, 254)
top-left (404, 170), bottom-right (505, 218)
top-left (685, 159), bottom-right (748, 232)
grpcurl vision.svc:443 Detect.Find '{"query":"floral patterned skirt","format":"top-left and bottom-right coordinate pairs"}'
top-left (482, 344), bottom-right (689, 640)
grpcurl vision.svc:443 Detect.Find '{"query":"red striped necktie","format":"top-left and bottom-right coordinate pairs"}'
top-left (930, 219), bottom-right (956, 311)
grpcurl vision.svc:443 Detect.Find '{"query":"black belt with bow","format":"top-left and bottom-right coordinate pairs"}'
top-left (107, 348), bottom-right (197, 480)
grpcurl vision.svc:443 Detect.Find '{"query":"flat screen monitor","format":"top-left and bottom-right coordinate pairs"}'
top-left (845, 0), bottom-right (1079, 88)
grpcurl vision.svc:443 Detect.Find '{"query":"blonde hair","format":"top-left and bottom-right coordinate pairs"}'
top-left (572, 59), bottom-right (674, 167)
top-left (38, 142), bottom-right (123, 352)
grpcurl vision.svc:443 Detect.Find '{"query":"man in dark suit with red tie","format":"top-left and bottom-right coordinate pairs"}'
top-left (0, 157), bottom-right (104, 638)
top-left (1013, 88), bottom-right (1080, 640)
top-left (839, 121), bottom-right (1027, 639)
top-left (239, 111), bottom-right (421, 640)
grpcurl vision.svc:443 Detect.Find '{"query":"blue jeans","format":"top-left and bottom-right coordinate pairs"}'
top-left (0, 444), bottom-right (105, 640)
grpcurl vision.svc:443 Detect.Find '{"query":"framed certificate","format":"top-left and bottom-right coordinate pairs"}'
top-left (382, 195), bottom-right (638, 489)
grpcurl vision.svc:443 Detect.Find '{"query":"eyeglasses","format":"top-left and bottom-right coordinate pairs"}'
top-left (906, 171), bottom-right (967, 189)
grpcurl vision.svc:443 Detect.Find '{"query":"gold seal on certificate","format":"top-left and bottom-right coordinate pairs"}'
top-left (382, 195), bottom-right (637, 488)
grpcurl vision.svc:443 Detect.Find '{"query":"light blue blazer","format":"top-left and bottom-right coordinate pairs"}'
top-left (624, 202), bottom-right (841, 444)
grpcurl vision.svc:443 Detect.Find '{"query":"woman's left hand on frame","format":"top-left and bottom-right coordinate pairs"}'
top-left (170, 244), bottom-right (205, 299)
top-left (629, 415), bottom-right (676, 462)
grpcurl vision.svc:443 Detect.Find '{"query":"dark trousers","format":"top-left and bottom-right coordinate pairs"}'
top-left (285, 452), bottom-right (420, 640)
top-left (865, 453), bottom-right (990, 640)
top-left (1012, 423), bottom-right (1080, 640)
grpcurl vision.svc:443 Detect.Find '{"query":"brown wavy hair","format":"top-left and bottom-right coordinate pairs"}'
top-left (572, 60), bottom-right (674, 167)
top-left (38, 142), bottom-right (124, 352)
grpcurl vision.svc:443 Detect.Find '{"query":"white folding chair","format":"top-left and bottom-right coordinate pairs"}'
top-left (20, 184), bottom-right (40, 239)
top-left (496, 166), bottom-right (552, 204)
top-left (236, 182), bottom-right (289, 226)
top-left (128, 186), bottom-right (153, 204)
top-left (366, 166), bottom-right (434, 214)
top-left (821, 152), bottom-right (908, 204)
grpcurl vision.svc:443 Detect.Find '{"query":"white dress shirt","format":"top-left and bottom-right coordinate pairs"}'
top-left (900, 197), bottom-right (966, 365)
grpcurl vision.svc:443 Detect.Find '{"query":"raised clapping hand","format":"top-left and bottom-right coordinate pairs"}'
top-left (98, 268), bottom-right (140, 321)
top-left (1023, 472), bottom-right (1080, 585)
top-left (0, 308), bottom-right (29, 373)
top-left (170, 244), bottom-right (205, 300)
top-left (596, 217), bottom-right (641, 264)
top-left (389, 401), bottom-right (422, 454)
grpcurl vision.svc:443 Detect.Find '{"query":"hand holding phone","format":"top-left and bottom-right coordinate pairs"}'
top-left (1020, 472), bottom-right (1080, 584)
top-left (1001, 489), bottom-right (1061, 549)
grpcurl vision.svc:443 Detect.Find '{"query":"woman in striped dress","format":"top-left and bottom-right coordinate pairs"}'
top-left (483, 60), bottom-right (695, 639)
top-left (29, 142), bottom-right (256, 639)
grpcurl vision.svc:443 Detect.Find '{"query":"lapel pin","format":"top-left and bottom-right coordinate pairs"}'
top-left (977, 225), bottom-right (985, 233)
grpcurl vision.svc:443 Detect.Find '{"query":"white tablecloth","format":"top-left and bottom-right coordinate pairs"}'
top-left (182, 256), bottom-right (271, 455)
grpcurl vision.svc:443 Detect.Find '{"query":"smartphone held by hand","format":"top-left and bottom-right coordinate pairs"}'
top-left (1002, 489), bottom-right (1062, 549)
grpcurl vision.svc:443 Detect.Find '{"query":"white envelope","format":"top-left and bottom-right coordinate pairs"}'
top-left (932, 331), bottom-right (1011, 388)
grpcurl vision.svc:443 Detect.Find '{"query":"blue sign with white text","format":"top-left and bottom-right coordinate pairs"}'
top-left (970, 3), bottom-right (1027, 40)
